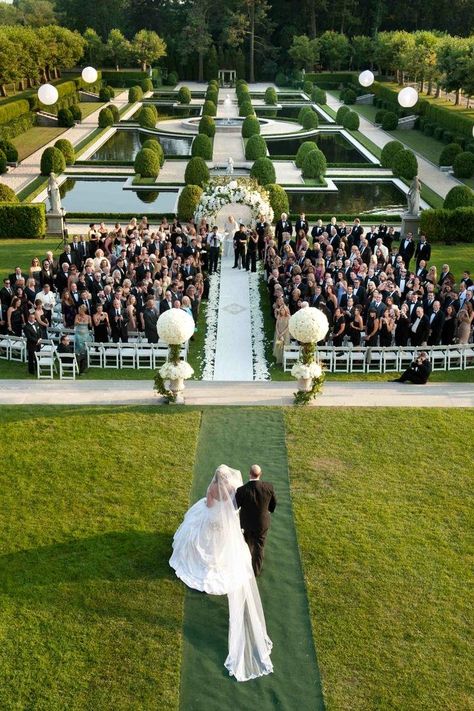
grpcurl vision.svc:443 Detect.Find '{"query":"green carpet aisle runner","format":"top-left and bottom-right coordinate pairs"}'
top-left (178, 409), bottom-right (325, 710)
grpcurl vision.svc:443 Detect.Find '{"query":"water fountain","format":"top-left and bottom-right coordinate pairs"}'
top-left (224, 94), bottom-right (233, 125)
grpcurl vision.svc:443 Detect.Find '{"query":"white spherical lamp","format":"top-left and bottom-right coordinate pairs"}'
top-left (38, 83), bottom-right (58, 106)
top-left (358, 70), bottom-right (374, 88)
top-left (398, 86), bottom-right (419, 108)
top-left (81, 66), bottom-right (98, 84)
top-left (157, 308), bottom-right (195, 345)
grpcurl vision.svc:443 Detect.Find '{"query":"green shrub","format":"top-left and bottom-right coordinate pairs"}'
top-left (0, 150), bottom-right (7, 174)
top-left (69, 104), bottom-right (82, 122)
top-left (106, 104), bottom-right (118, 123)
top-left (177, 86), bottom-right (192, 104)
top-left (295, 141), bottom-right (319, 168)
top-left (134, 148), bottom-right (160, 178)
top-left (128, 85), bottom-right (144, 103)
top-left (102, 70), bottom-right (146, 88)
top-left (239, 101), bottom-right (253, 117)
top-left (442, 130), bottom-right (454, 144)
top-left (98, 107), bottom-right (114, 128)
top-left (245, 134), bottom-right (267, 160)
top-left (375, 109), bottom-right (387, 124)
top-left (192, 133), bottom-right (213, 160)
top-left (380, 140), bottom-right (404, 169)
top-left (250, 157), bottom-right (276, 186)
top-left (184, 156), bottom-right (209, 187)
top-left (0, 139), bottom-right (18, 163)
top-left (0, 184), bottom-right (18, 202)
top-left (138, 105), bottom-right (158, 129)
top-left (206, 89), bottom-right (218, 105)
top-left (0, 203), bottom-right (46, 238)
top-left (343, 111), bottom-right (360, 131)
top-left (140, 78), bottom-right (153, 92)
top-left (0, 99), bottom-right (30, 125)
top-left (302, 110), bottom-right (319, 130)
top-left (443, 185), bottom-right (474, 210)
top-left (99, 86), bottom-right (114, 101)
top-left (57, 108), bottom-right (74, 128)
top-left (265, 87), bottom-right (278, 105)
top-left (302, 148), bottom-right (327, 180)
top-left (303, 80), bottom-right (313, 95)
top-left (298, 106), bottom-right (313, 125)
top-left (266, 184), bottom-right (289, 216)
top-left (392, 149), bottom-right (418, 180)
top-left (343, 88), bottom-right (357, 105)
top-left (202, 100), bottom-right (217, 117)
top-left (141, 138), bottom-right (164, 166)
top-left (381, 111), bottom-right (398, 131)
top-left (453, 151), bottom-right (474, 179)
top-left (420, 206), bottom-right (474, 242)
top-left (165, 71), bottom-right (179, 86)
top-left (242, 115), bottom-right (260, 138)
top-left (423, 122), bottom-right (435, 136)
top-left (434, 126), bottom-right (444, 141)
top-left (275, 72), bottom-right (287, 86)
top-left (54, 138), bottom-right (75, 166)
top-left (311, 87), bottom-right (327, 104)
top-left (336, 105), bottom-right (350, 124)
top-left (439, 143), bottom-right (462, 167)
top-left (40, 146), bottom-right (66, 176)
top-left (199, 115), bottom-right (216, 137)
top-left (177, 184), bottom-right (203, 221)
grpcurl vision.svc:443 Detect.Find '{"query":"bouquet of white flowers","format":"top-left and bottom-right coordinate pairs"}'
top-left (159, 361), bottom-right (194, 381)
top-left (291, 361), bottom-right (322, 380)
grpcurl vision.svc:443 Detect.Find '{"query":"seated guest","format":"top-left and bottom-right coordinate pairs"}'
top-left (391, 351), bottom-right (432, 384)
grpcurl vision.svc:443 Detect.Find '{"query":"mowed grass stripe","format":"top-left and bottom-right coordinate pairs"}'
top-left (179, 408), bottom-right (324, 711)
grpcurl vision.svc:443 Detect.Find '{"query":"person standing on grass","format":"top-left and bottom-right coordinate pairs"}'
top-left (23, 308), bottom-right (41, 375)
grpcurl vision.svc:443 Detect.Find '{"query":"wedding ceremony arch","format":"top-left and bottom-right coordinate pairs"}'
top-left (194, 178), bottom-right (274, 225)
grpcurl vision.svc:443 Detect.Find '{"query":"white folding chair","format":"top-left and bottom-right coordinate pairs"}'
top-left (399, 347), bottom-right (417, 370)
top-left (283, 344), bottom-right (300, 372)
top-left (316, 346), bottom-right (333, 372)
top-left (56, 352), bottom-right (79, 380)
top-left (461, 343), bottom-right (474, 369)
top-left (333, 346), bottom-right (350, 372)
top-left (0, 334), bottom-right (10, 359)
top-left (119, 344), bottom-right (137, 369)
top-left (382, 346), bottom-right (400, 373)
top-left (86, 342), bottom-right (104, 367)
top-left (349, 346), bottom-right (366, 373)
top-left (35, 349), bottom-right (56, 379)
top-left (136, 343), bottom-right (155, 369)
top-left (102, 342), bottom-right (121, 368)
top-left (152, 343), bottom-right (169, 367)
top-left (366, 347), bottom-right (383, 373)
top-left (447, 343), bottom-right (463, 370)
top-left (429, 345), bottom-right (447, 371)
top-left (8, 335), bottom-right (26, 362)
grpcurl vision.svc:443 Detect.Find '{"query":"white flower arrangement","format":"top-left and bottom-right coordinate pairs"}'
top-left (202, 270), bottom-right (221, 380)
top-left (289, 307), bottom-right (329, 344)
top-left (291, 361), bottom-right (322, 379)
top-left (248, 271), bottom-right (270, 381)
top-left (194, 177), bottom-right (274, 224)
top-left (159, 360), bottom-right (194, 380)
top-left (157, 309), bottom-right (195, 345)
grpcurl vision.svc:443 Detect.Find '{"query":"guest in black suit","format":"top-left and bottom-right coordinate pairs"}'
top-left (23, 310), bottom-right (42, 374)
top-left (0, 278), bottom-right (13, 307)
top-left (410, 306), bottom-right (430, 346)
top-left (399, 232), bottom-right (415, 268)
top-left (110, 298), bottom-right (129, 342)
top-left (143, 297), bottom-right (160, 343)
top-left (392, 351), bottom-right (432, 384)
top-left (295, 212), bottom-right (309, 235)
top-left (414, 234), bottom-right (431, 269)
top-left (427, 302), bottom-right (445, 345)
top-left (275, 213), bottom-right (292, 250)
top-left (235, 465), bottom-right (277, 576)
top-left (159, 290), bottom-right (173, 315)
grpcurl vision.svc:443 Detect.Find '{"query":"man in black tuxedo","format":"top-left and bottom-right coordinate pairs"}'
top-left (110, 298), bottom-right (129, 342)
top-left (23, 309), bottom-right (42, 374)
top-left (399, 232), bottom-right (415, 269)
top-left (235, 464), bottom-right (277, 577)
top-left (295, 212), bottom-right (309, 235)
top-left (414, 234), bottom-right (431, 269)
top-left (427, 301), bottom-right (445, 345)
top-left (232, 224), bottom-right (247, 269)
top-left (0, 278), bottom-right (13, 308)
top-left (275, 212), bottom-right (292, 251)
top-left (159, 290), bottom-right (173, 315)
top-left (391, 351), bottom-right (432, 384)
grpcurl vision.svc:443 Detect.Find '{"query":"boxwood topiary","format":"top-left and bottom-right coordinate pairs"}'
top-left (311, 87), bottom-right (327, 105)
top-left (392, 148), bottom-right (418, 180)
top-left (443, 185), bottom-right (474, 210)
top-left (202, 100), bottom-right (217, 117)
top-left (108, 104), bottom-right (120, 123)
top-left (54, 138), bottom-right (75, 166)
top-left (250, 157), bottom-right (276, 186)
top-left (199, 115), bottom-right (216, 137)
top-left (177, 184), bottom-right (203, 221)
top-left (265, 87), bottom-right (278, 105)
top-left (206, 89), bottom-right (218, 105)
top-left (184, 156), bottom-right (210, 187)
top-left (0, 150), bottom-right (7, 174)
top-left (57, 108), bottom-right (74, 128)
top-left (381, 111), bottom-right (398, 131)
top-left (177, 86), bottom-right (192, 104)
top-left (266, 184), bottom-right (289, 216)
top-left (453, 151), bottom-right (474, 179)
top-left (141, 138), bottom-right (164, 166)
top-left (245, 134), bottom-right (267, 160)
top-left (138, 105), bottom-right (158, 129)
top-left (0, 183), bottom-right (19, 202)
top-left (302, 148), bottom-right (327, 180)
top-left (134, 148), bottom-right (160, 178)
top-left (40, 146), bottom-right (66, 176)
top-left (192, 133), bottom-right (213, 160)
top-left (336, 105), bottom-right (350, 124)
top-left (343, 88), bottom-right (357, 105)
top-left (439, 143), bottom-right (462, 167)
top-left (380, 140), bottom-right (404, 169)
top-left (242, 115), bottom-right (260, 138)
top-left (302, 110), bottom-right (319, 130)
top-left (69, 104), bottom-right (82, 122)
top-left (295, 141), bottom-right (319, 168)
top-left (239, 101), bottom-right (253, 117)
top-left (375, 109), bottom-right (387, 124)
top-left (140, 78), bottom-right (153, 92)
top-left (343, 111), bottom-right (360, 131)
top-left (275, 72), bottom-right (287, 86)
top-left (298, 106), bottom-right (313, 125)
top-left (128, 85), bottom-right (143, 103)
top-left (303, 81), bottom-right (313, 96)
top-left (0, 139), bottom-right (18, 163)
top-left (98, 107), bottom-right (114, 128)
top-left (99, 86), bottom-right (114, 102)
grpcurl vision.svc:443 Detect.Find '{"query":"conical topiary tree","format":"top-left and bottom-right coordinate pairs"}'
top-left (184, 156), bottom-right (210, 187)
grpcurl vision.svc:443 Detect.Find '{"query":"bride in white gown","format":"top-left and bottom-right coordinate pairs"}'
top-left (169, 464), bottom-right (273, 682)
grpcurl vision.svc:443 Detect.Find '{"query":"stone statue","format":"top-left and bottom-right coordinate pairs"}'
top-left (226, 156), bottom-right (234, 175)
top-left (407, 175), bottom-right (421, 215)
top-left (47, 172), bottom-right (62, 214)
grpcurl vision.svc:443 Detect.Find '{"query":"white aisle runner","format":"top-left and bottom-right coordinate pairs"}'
top-left (213, 254), bottom-right (254, 381)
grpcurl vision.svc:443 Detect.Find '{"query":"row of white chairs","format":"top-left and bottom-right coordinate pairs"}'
top-left (283, 343), bottom-right (474, 374)
top-left (34, 345), bottom-right (80, 380)
top-left (86, 341), bottom-right (188, 370)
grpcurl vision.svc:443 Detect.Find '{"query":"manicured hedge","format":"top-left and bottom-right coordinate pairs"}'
top-left (444, 185), bottom-right (474, 210)
top-left (138, 105), bottom-right (158, 129)
top-left (70, 104), bottom-right (82, 122)
top-left (177, 184), bottom-right (203, 221)
top-left (302, 148), bottom-right (327, 179)
top-left (250, 157), bottom-right (276, 186)
top-left (342, 88), bottom-right (357, 105)
top-left (336, 105), bottom-right (350, 124)
top-left (392, 149), bottom-right (418, 180)
top-left (0, 203), bottom-right (46, 238)
top-left (134, 148), bottom-right (160, 178)
top-left (453, 151), bottom-right (474, 179)
top-left (199, 115), bottom-right (216, 137)
top-left (0, 184), bottom-right (19, 202)
top-left (108, 104), bottom-right (120, 123)
top-left (140, 78), bottom-right (153, 92)
top-left (295, 141), bottom-right (319, 169)
top-left (439, 143), bottom-right (462, 166)
top-left (342, 111), bottom-right (360, 130)
top-left (141, 138), bottom-right (164, 166)
top-left (242, 115), bottom-right (260, 138)
top-left (266, 184), bottom-right (289, 216)
top-left (298, 106), bottom-right (313, 125)
top-left (202, 100), bottom-right (217, 117)
top-left (245, 134), bottom-right (267, 160)
top-left (177, 86), bottom-right (192, 104)
top-left (57, 108), bottom-right (74, 128)
top-left (99, 86), bottom-right (115, 102)
top-left (0, 99), bottom-right (30, 125)
top-left (0, 150), bottom-right (7, 174)
top-left (381, 140), bottom-right (404, 169)
top-left (265, 87), bottom-right (278, 105)
top-left (381, 111), bottom-right (398, 131)
top-left (424, 103), bottom-right (474, 139)
top-left (54, 138), bottom-right (75, 165)
top-left (420, 207), bottom-right (474, 243)
top-left (239, 101), bottom-right (253, 117)
top-left (311, 87), bottom-right (327, 105)
top-left (302, 110), bottom-right (319, 130)
top-left (192, 133), bottom-right (213, 160)
top-left (0, 139), bottom-right (18, 162)
top-left (102, 70), bottom-right (148, 88)
top-left (40, 146), bottom-right (66, 176)
top-left (305, 72), bottom-right (355, 88)
top-left (98, 107), bottom-right (114, 128)
top-left (303, 81), bottom-right (313, 95)
top-left (206, 89), bottom-right (218, 105)
top-left (0, 111), bottom-right (35, 141)
top-left (184, 156), bottom-right (209, 187)
top-left (129, 85), bottom-right (144, 103)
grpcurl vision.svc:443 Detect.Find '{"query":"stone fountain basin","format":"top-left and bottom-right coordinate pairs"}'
top-left (182, 117), bottom-right (271, 133)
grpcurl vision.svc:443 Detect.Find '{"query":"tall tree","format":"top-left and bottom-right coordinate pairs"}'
top-left (226, 0), bottom-right (272, 82)
top-left (304, 0), bottom-right (328, 38)
top-left (0, 32), bottom-right (21, 95)
top-left (132, 30), bottom-right (166, 72)
top-left (350, 35), bottom-right (375, 69)
top-left (179, 0), bottom-right (213, 82)
top-left (106, 28), bottom-right (131, 71)
top-left (319, 31), bottom-right (351, 70)
top-left (288, 35), bottom-right (320, 71)
top-left (13, 0), bottom-right (57, 27)
top-left (83, 28), bottom-right (107, 66)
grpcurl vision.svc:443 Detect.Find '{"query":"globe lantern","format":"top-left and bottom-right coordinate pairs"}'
top-left (398, 86), bottom-right (419, 108)
top-left (81, 66), bottom-right (98, 84)
top-left (38, 83), bottom-right (59, 106)
top-left (358, 70), bottom-right (374, 88)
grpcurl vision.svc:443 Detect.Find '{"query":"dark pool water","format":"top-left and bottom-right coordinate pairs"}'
top-left (90, 129), bottom-right (192, 160)
top-left (287, 182), bottom-right (406, 215)
top-left (56, 179), bottom-right (179, 214)
top-left (267, 132), bottom-right (367, 163)
top-left (255, 105), bottom-right (329, 123)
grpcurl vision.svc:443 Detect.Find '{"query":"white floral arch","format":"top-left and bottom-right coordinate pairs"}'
top-left (194, 177), bottom-right (274, 225)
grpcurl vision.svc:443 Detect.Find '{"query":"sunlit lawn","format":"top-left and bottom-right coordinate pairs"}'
top-left (12, 126), bottom-right (67, 161)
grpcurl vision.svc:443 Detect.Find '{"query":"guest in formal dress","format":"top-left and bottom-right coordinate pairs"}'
top-left (272, 305), bottom-right (290, 364)
top-left (92, 304), bottom-right (110, 342)
top-left (74, 304), bottom-right (92, 372)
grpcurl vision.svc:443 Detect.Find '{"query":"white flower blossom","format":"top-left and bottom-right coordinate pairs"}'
top-left (160, 361), bottom-right (194, 380)
top-left (291, 362), bottom-right (323, 379)
top-left (157, 309), bottom-right (195, 344)
top-left (201, 271), bottom-right (220, 380)
top-left (289, 307), bottom-right (329, 344)
top-left (248, 271), bottom-right (270, 381)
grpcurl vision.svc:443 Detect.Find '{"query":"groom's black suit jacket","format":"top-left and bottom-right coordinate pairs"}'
top-left (235, 480), bottom-right (277, 534)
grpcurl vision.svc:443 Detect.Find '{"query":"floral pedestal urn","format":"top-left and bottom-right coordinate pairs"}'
top-left (288, 307), bottom-right (329, 405)
top-left (154, 310), bottom-right (195, 404)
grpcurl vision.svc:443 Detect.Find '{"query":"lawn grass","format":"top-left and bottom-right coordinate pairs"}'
top-left (388, 127), bottom-right (444, 165)
top-left (0, 405), bottom-right (200, 711)
top-left (78, 101), bottom-right (105, 119)
top-left (286, 408), bottom-right (474, 711)
top-left (12, 126), bottom-right (67, 161)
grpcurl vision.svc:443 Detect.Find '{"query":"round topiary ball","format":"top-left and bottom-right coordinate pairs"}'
top-left (57, 108), bottom-right (74, 128)
top-left (199, 115), bottom-right (216, 137)
top-left (375, 109), bottom-right (387, 124)
top-left (266, 183), bottom-right (289, 216)
top-left (343, 111), bottom-right (360, 131)
top-left (380, 140), bottom-right (404, 169)
top-left (177, 86), bottom-right (192, 104)
top-left (206, 89), bottom-right (218, 105)
top-left (184, 156), bottom-right (210, 187)
top-left (128, 85), bottom-right (143, 103)
top-left (40, 146), bottom-right (66, 176)
top-left (439, 143), bottom-right (462, 167)
top-left (242, 115), bottom-right (260, 138)
top-left (302, 110), bottom-right (319, 130)
top-left (298, 106), bottom-right (313, 125)
top-left (295, 140), bottom-right (319, 169)
top-left (245, 134), bottom-right (267, 160)
top-left (134, 147), bottom-right (160, 178)
top-left (178, 184), bottom-right (203, 221)
top-left (392, 149), bottom-right (418, 180)
top-left (336, 105), bottom-right (350, 124)
top-left (98, 107), bottom-right (114, 128)
top-left (0, 182), bottom-right (19, 202)
top-left (381, 111), bottom-right (398, 131)
top-left (343, 88), bottom-right (357, 105)
top-left (311, 87), bottom-right (327, 105)
top-left (443, 185), bottom-right (474, 210)
top-left (265, 87), bottom-right (278, 105)
top-left (140, 78), bottom-right (153, 92)
top-left (0, 139), bottom-right (18, 163)
top-left (54, 138), bottom-right (75, 166)
top-left (0, 149), bottom-right (8, 174)
top-left (303, 81), bottom-right (313, 96)
top-left (69, 104), bottom-right (82, 122)
top-left (99, 86), bottom-right (114, 102)
top-left (302, 148), bottom-right (327, 180)
top-left (192, 133), bottom-right (213, 160)
top-left (202, 100), bottom-right (217, 117)
top-left (138, 105), bottom-right (158, 129)
top-left (108, 104), bottom-right (120, 123)
top-left (250, 157), bottom-right (276, 186)
top-left (239, 101), bottom-right (253, 117)
top-left (453, 151), bottom-right (474, 179)
top-left (141, 138), bottom-right (164, 166)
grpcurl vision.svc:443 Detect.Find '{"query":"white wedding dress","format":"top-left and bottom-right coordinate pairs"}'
top-left (170, 465), bottom-right (273, 682)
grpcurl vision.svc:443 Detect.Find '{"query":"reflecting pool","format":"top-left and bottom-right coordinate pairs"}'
top-left (287, 182), bottom-right (406, 215)
top-left (56, 178), bottom-right (179, 214)
top-left (267, 132), bottom-right (367, 163)
top-left (90, 129), bottom-right (192, 160)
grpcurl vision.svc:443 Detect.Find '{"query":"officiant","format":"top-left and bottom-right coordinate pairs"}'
top-left (233, 223), bottom-right (248, 270)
